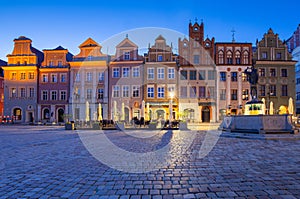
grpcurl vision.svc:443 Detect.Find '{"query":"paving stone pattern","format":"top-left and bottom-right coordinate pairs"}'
top-left (0, 125), bottom-right (300, 198)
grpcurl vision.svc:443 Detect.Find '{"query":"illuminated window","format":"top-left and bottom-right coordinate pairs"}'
top-left (242, 89), bottom-right (249, 100)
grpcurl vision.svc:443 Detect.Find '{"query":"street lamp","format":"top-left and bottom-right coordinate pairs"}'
top-left (169, 92), bottom-right (174, 128)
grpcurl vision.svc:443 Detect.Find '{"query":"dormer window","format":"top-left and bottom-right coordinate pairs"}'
top-left (124, 51), bottom-right (130, 60)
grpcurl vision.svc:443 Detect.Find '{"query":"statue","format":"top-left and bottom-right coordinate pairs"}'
top-left (244, 67), bottom-right (258, 100)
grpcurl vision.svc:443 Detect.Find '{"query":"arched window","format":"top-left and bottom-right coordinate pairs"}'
top-left (243, 51), bottom-right (249, 64)
top-left (235, 51), bottom-right (241, 64)
top-left (226, 51), bottom-right (233, 64)
top-left (218, 51), bottom-right (224, 64)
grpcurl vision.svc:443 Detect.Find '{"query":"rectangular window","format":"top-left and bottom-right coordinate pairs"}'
top-left (132, 86), bottom-right (140, 97)
top-left (28, 72), bottom-right (35, 79)
top-left (281, 68), bottom-right (287, 77)
top-left (20, 88), bottom-right (26, 98)
top-left (11, 72), bottom-right (16, 80)
top-left (98, 72), bottom-right (104, 81)
top-left (258, 68), bottom-right (265, 77)
top-left (157, 68), bottom-right (165, 79)
top-left (49, 61), bottom-right (54, 66)
top-left (220, 72), bottom-right (226, 81)
top-left (190, 70), bottom-right (197, 80)
top-left (75, 89), bottom-right (80, 100)
top-left (180, 70), bottom-right (187, 80)
top-left (51, 91), bottom-right (57, 101)
top-left (86, 72), bottom-right (92, 82)
top-left (281, 85), bottom-right (288, 96)
top-left (75, 73), bottom-right (80, 82)
top-left (42, 91), bottom-right (48, 100)
top-left (97, 88), bottom-right (104, 99)
top-left (42, 74), bottom-right (48, 82)
top-left (193, 55), bottom-right (200, 64)
top-left (148, 68), bottom-right (154, 79)
top-left (122, 67), bottom-right (130, 77)
top-left (180, 86), bottom-right (187, 98)
top-left (124, 51), bottom-right (130, 60)
top-left (157, 86), bottom-right (165, 98)
top-left (220, 89), bottom-right (226, 100)
top-left (262, 52), bottom-right (267, 59)
top-left (270, 68), bottom-right (276, 77)
top-left (276, 52), bottom-right (282, 59)
top-left (158, 55), bottom-right (163, 62)
top-left (242, 73), bottom-right (249, 82)
top-left (29, 88), bottom-right (34, 98)
top-left (208, 70), bottom-right (215, 80)
top-left (231, 72), bottom-right (237, 82)
top-left (231, 89), bottom-right (237, 100)
top-left (122, 85), bottom-right (130, 97)
top-left (60, 91), bottom-right (66, 101)
top-left (147, 86), bottom-right (154, 98)
top-left (190, 86), bottom-right (197, 98)
top-left (168, 85), bottom-right (175, 95)
top-left (208, 87), bottom-right (215, 98)
top-left (199, 70), bottom-right (206, 80)
top-left (87, 89), bottom-right (92, 99)
top-left (168, 68), bottom-right (175, 79)
top-left (259, 85), bottom-right (266, 96)
top-left (242, 89), bottom-right (249, 100)
top-left (61, 74), bottom-right (66, 83)
top-left (51, 74), bottom-right (57, 83)
top-left (58, 61), bottom-right (63, 66)
top-left (132, 67), bottom-right (140, 77)
top-left (269, 85), bottom-right (276, 96)
top-left (20, 72), bottom-right (26, 80)
top-left (113, 68), bottom-right (120, 78)
top-left (113, 86), bottom-right (120, 98)
top-left (199, 86), bottom-right (206, 98)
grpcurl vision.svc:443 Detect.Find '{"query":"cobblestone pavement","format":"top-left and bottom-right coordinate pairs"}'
top-left (1, 125), bottom-right (300, 199)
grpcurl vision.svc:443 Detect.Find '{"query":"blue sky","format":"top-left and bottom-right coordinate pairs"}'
top-left (0, 0), bottom-right (299, 60)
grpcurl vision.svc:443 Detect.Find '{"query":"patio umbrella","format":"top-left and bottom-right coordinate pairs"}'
top-left (269, 101), bottom-right (274, 115)
top-left (261, 98), bottom-right (266, 114)
top-left (121, 102), bottom-right (125, 121)
top-left (113, 100), bottom-right (118, 121)
top-left (141, 100), bottom-right (145, 118)
top-left (98, 103), bottom-right (102, 121)
top-left (85, 101), bottom-right (90, 122)
top-left (146, 102), bottom-right (150, 121)
top-left (288, 97), bottom-right (294, 115)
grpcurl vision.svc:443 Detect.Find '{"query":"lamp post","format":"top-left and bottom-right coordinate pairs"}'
top-left (169, 92), bottom-right (174, 128)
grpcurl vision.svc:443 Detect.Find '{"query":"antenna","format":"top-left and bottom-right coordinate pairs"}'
top-left (231, 28), bottom-right (236, 43)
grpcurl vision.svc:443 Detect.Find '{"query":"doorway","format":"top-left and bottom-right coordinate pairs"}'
top-left (58, 109), bottom-right (64, 123)
top-left (201, 106), bottom-right (210, 123)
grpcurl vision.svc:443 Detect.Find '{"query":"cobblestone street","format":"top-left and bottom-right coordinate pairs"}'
top-left (0, 125), bottom-right (300, 198)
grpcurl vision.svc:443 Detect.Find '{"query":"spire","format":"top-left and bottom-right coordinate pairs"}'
top-left (195, 17), bottom-right (198, 23)
top-left (231, 28), bottom-right (236, 43)
top-left (126, 34), bottom-right (128, 39)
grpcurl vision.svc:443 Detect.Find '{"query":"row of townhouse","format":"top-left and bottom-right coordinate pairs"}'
top-left (0, 21), bottom-right (296, 124)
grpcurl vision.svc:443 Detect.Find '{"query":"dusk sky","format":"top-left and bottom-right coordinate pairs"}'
top-left (0, 0), bottom-right (299, 60)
